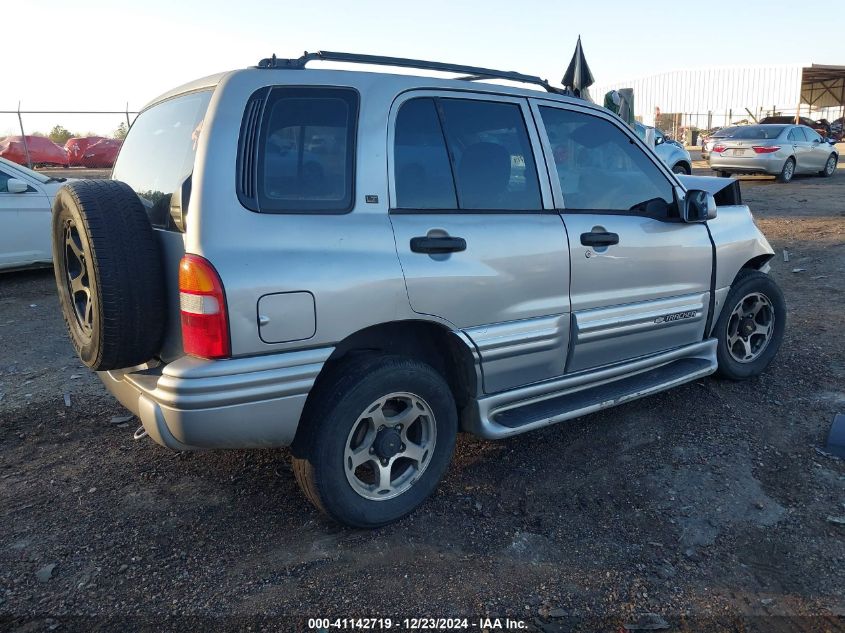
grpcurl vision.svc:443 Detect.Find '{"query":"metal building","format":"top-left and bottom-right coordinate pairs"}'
top-left (592, 64), bottom-right (845, 137)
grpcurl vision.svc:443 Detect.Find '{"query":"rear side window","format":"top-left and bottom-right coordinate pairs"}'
top-left (440, 99), bottom-right (541, 210)
top-left (394, 98), bottom-right (457, 209)
top-left (112, 90), bottom-right (211, 228)
top-left (393, 97), bottom-right (542, 211)
top-left (248, 87), bottom-right (358, 213)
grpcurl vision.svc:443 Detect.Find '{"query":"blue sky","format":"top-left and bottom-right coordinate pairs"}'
top-left (3, 0), bottom-right (841, 135)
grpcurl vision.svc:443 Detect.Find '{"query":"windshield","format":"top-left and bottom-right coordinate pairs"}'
top-left (728, 125), bottom-right (786, 139)
top-left (0, 157), bottom-right (53, 184)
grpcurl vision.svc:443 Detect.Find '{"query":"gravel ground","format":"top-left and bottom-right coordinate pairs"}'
top-left (1, 159), bottom-right (844, 632)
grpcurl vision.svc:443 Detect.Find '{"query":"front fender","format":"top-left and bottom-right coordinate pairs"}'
top-left (708, 204), bottom-right (775, 290)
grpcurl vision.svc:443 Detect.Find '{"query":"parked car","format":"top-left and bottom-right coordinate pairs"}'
top-left (0, 136), bottom-right (68, 168)
top-left (709, 124), bottom-right (838, 182)
top-left (634, 122), bottom-right (692, 173)
top-left (50, 51), bottom-right (785, 527)
top-left (0, 157), bottom-right (67, 271)
top-left (759, 115), bottom-right (830, 138)
top-left (700, 126), bottom-right (739, 159)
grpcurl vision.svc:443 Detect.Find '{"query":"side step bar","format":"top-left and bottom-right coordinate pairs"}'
top-left (465, 339), bottom-right (718, 439)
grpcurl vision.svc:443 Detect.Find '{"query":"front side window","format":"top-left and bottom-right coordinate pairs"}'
top-left (0, 170), bottom-right (10, 193)
top-left (539, 107), bottom-right (674, 214)
top-left (801, 126), bottom-right (821, 143)
top-left (112, 90), bottom-right (212, 228)
top-left (255, 87), bottom-right (358, 213)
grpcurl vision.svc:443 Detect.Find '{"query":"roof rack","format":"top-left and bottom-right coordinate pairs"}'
top-left (256, 51), bottom-right (568, 95)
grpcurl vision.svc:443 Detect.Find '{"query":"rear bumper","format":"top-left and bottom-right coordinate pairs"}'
top-left (98, 347), bottom-right (333, 450)
top-left (708, 154), bottom-right (785, 175)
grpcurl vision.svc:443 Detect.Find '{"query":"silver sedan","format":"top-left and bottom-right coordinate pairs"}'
top-left (709, 124), bottom-right (838, 183)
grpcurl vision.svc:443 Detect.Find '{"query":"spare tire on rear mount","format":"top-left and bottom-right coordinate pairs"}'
top-left (51, 180), bottom-right (166, 370)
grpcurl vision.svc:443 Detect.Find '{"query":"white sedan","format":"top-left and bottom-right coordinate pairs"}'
top-left (0, 157), bottom-right (69, 271)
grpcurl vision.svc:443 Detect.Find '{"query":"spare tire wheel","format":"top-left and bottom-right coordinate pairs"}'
top-left (51, 180), bottom-right (167, 370)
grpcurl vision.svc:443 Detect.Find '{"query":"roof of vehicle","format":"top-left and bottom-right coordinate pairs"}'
top-left (142, 58), bottom-right (601, 115)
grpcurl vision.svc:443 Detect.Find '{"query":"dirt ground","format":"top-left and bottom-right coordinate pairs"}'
top-left (1, 156), bottom-right (844, 632)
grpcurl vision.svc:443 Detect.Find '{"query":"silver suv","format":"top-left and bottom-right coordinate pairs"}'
top-left (50, 51), bottom-right (785, 527)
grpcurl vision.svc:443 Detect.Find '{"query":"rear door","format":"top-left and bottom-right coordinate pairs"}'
top-left (531, 100), bottom-right (713, 373)
top-left (0, 168), bottom-right (51, 269)
top-left (389, 92), bottom-right (571, 393)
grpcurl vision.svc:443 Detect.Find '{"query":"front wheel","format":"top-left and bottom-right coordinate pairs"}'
top-left (672, 163), bottom-right (691, 175)
top-left (819, 153), bottom-right (837, 177)
top-left (292, 355), bottom-right (458, 528)
top-left (715, 270), bottom-right (786, 380)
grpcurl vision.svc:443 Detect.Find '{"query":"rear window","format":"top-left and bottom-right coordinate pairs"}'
top-left (728, 125), bottom-right (786, 139)
top-left (112, 90), bottom-right (212, 229)
top-left (713, 127), bottom-right (738, 138)
top-left (251, 87), bottom-right (358, 213)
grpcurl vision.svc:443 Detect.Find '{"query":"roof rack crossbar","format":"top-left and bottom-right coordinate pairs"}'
top-left (257, 51), bottom-right (567, 95)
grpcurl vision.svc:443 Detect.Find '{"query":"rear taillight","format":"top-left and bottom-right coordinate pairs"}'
top-left (752, 146), bottom-right (780, 154)
top-left (712, 145), bottom-right (727, 153)
top-left (178, 255), bottom-right (230, 359)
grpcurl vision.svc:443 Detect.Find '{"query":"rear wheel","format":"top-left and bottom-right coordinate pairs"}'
top-left (672, 162), bottom-right (691, 175)
top-left (776, 157), bottom-right (795, 183)
top-left (716, 170), bottom-right (731, 178)
top-left (292, 355), bottom-right (457, 528)
top-left (819, 153), bottom-right (837, 177)
top-left (715, 270), bottom-right (786, 380)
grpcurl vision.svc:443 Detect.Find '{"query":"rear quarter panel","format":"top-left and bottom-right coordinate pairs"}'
top-left (187, 70), bottom-right (419, 357)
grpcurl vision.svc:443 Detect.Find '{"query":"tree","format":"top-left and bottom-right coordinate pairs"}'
top-left (114, 122), bottom-right (129, 140)
top-left (48, 125), bottom-right (74, 145)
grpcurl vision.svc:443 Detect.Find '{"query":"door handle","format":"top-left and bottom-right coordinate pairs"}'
top-left (410, 236), bottom-right (467, 254)
top-left (580, 231), bottom-right (619, 247)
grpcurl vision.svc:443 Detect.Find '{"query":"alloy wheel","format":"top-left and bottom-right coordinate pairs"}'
top-left (782, 160), bottom-right (794, 181)
top-left (726, 292), bottom-right (775, 363)
top-left (343, 392), bottom-right (436, 501)
top-left (63, 219), bottom-right (94, 336)
top-left (825, 155), bottom-right (836, 176)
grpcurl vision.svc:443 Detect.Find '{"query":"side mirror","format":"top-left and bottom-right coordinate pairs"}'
top-left (7, 178), bottom-right (28, 194)
top-left (682, 189), bottom-right (717, 223)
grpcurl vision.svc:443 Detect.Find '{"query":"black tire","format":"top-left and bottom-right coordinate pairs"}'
top-left (672, 162), bottom-right (691, 175)
top-left (51, 180), bottom-right (166, 370)
top-left (715, 269), bottom-right (786, 380)
top-left (292, 354), bottom-right (458, 528)
top-left (819, 153), bottom-right (838, 177)
top-left (716, 170), bottom-right (731, 178)
top-left (776, 157), bottom-right (795, 183)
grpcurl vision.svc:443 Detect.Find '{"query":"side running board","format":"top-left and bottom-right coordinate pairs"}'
top-left (465, 339), bottom-right (717, 439)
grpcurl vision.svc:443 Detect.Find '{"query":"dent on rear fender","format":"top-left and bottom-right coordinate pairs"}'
top-left (708, 205), bottom-right (775, 290)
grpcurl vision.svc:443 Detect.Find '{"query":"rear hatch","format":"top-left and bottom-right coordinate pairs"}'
top-left (111, 90), bottom-right (214, 363)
